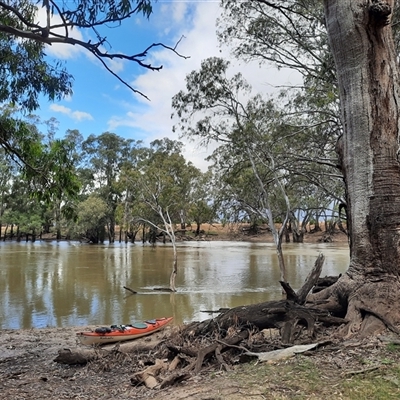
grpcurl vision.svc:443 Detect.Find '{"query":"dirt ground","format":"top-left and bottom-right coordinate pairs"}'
top-left (2, 324), bottom-right (400, 399)
top-left (195, 223), bottom-right (349, 245)
top-left (1, 227), bottom-right (354, 399)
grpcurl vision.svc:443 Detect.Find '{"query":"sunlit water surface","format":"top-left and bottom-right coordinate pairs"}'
top-left (0, 240), bottom-right (349, 329)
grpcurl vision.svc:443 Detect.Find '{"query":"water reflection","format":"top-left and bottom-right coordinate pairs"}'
top-left (0, 241), bottom-right (349, 329)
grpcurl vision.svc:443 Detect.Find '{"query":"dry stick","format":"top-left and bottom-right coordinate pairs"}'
top-left (343, 365), bottom-right (381, 376)
top-left (193, 331), bottom-right (249, 374)
top-left (131, 359), bottom-right (167, 389)
top-left (158, 371), bottom-right (191, 389)
top-left (215, 339), bottom-right (249, 353)
top-left (296, 253), bottom-right (325, 304)
top-left (123, 286), bottom-right (137, 294)
top-left (280, 254), bottom-right (325, 304)
top-left (215, 345), bottom-right (232, 371)
top-left (54, 340), bottom-right (162, 365)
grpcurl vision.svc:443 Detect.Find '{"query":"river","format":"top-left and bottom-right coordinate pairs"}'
top-left (0, 240), bottom-right (349, 329)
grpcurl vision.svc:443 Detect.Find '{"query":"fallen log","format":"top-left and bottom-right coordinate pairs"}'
top-left (54, 338), bottom-right (163, 365)
top-left (183, 299), bottom-right (348, 345)
top-left (182, 253), bottom-right (340, 344)
top-left (53, 348), bottom-right (103, 365)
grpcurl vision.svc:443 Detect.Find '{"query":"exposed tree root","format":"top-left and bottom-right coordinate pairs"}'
top-left (308, 272), bottom-right (400, 338)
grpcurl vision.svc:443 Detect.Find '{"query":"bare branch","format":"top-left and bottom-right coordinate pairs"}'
top-left (0, 3), bottom-right (189, 98)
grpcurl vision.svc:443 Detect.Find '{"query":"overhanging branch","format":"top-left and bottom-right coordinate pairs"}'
top-left (0, 2), bottom-right (189, 98)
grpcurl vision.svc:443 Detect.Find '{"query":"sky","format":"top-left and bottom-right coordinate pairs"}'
top-left (35, 1), bottom-right (300, 171)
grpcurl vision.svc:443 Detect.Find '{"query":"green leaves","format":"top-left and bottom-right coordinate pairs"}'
top-left (0, 1), bottom-right (73, 112)
top-left (0, 112), bottom-right (81, 204)
top-left (62, 0), bottom-right (153, 26)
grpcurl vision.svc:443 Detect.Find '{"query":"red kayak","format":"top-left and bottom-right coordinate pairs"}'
top-left (77, 317), bottom-right (173, 345)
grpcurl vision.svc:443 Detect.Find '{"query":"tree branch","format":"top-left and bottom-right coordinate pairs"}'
top-left (0, 3), bottom-right (189, 98)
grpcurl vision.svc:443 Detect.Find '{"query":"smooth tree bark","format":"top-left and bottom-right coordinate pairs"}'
top-left (247, 148), bottom-right (290, 284)
top-left (309, 0), bottom-right (400, 336)
top-left (137, 212), bottom-right (178, 292)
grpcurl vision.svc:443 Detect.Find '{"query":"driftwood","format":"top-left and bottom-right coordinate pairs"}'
top-left (131, 359), bottom-right (168, 389)
top-left (200, 307), bottom-right (230, 314)
top-left (241, 343), bottom-right (320, 363)
top-left (166, 330), bottom-right (249, 374)
top-left (280, 253), bottom-right (325, 304)
top-left (192, 330), bottom-right (249, 373)
top-left (54, 348), bottom-right (103, 365)
top-left (312, 275), bottom-right (341, 293)
top-left (182, 253), bottom-right (347, 344)
top-left (123, 286), bottom-right (137, 294)
top-left (153, 287), bottom-right (174, 292)
top-left (197, 300), bottom-right (347, 344)
top-left (54, 339), bottom-right (163, 365)
top-left (130, 357), bottom-right (192, 389)
top-left (159, 371), bottom-right (191, 389)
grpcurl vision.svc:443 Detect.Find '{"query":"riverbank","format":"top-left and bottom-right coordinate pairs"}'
top-left (1, 324), bottom-right (400, 399)
top-left (0, 228), bottom-right (356, 399)
top-left (201, 223), bottom-right (349, 244)
top-left (2, 223), bottom-right (349, 245)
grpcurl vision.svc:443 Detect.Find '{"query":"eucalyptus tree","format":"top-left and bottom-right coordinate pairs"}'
top-left (0, 1), bottom-right (186, 100)
top-left (172, 57), bottom-right (326, 283)
top-left (0, 1), bottom-right (186, 208)
top-left (133, 138), bottom-right (201, 291)
top-left (75, 196), bottom-right (108, 244)
top-left (0, 150), bottom-right (12, 238)
top-left (217, 0), bottom-right (344, 208)
top-left (82, 132), bottom-right (139, 243)
top-left (2, 174), bottom-right (43, 241)
top-left (0, 111), bottom-right (82, 236)
top-left (217, 0), bottom-right (338, 120)
top-left (218, 0), bottom-right (400, 337)
top-left (188, 169), bottom-right (217, 236)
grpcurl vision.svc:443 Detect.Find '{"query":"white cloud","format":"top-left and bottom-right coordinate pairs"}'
top-left (56, 1), bottom-right (301, 171)
top-left (50, 104), bottom-right (93, 121)
top-left (35, 8), bottom-right (85, 60)
top-left (103, 3), bottom-right (271, 170)
top-left (72, 111), bottom-right (94, 121)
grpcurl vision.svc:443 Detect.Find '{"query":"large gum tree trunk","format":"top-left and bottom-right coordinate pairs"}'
top-left (310, 0), bottom-right (400, 336)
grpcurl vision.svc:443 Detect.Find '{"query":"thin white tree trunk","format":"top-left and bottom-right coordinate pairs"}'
top-left (247, 148), bottom-right (289, 283)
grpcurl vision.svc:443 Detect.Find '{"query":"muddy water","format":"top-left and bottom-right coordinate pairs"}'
top-left (0, 240), bottom-right (349, 329)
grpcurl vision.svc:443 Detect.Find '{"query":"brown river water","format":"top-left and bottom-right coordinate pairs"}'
top-left (0, 240), bottom-right (349, 329)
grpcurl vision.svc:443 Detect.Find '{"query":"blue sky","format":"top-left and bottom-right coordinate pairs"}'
top-left (34, 1), bottom-right (299, 170)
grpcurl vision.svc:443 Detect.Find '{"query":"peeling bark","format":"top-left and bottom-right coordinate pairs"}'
top-left (320, 0), bottom-right (400, 336)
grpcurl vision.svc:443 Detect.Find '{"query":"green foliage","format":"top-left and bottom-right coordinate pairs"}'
top-left (217, 0), bottom-right (342, 176)
top-left (0, 112), bottom-right (81, 205)
top-left (0, 0), bottom-right (169, 217)
top-left (135, 138), bottom-right (196, 214)
top-left (61, 0), bottom-right (153, 26)
top-left (387, 343), bottom-right (400, 352)
top-left (81, 132), bottom-right (140, 241)
top-left (75, 196), bottom-right (108, 242)
top-left (0, 1), bottom-right (73, 111)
